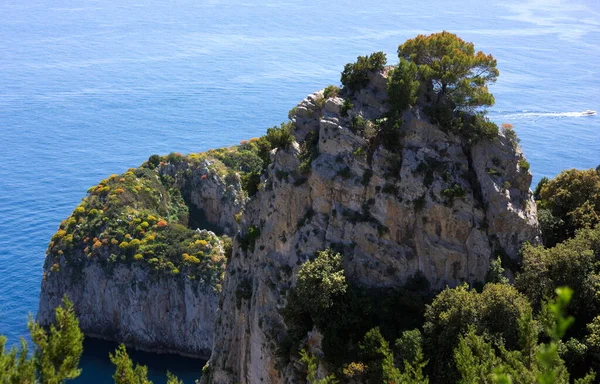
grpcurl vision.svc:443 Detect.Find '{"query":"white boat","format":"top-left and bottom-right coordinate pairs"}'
top-left (582, 110), bottom-right (596, 116)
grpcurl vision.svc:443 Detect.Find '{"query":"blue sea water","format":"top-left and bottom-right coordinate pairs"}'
top-left (0, 0), bottom-right (598, 382)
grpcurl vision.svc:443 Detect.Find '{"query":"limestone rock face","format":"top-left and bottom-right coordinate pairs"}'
top-left (204, 71), bottom-right (539, 383)
top-left (37, 257), bottom-right (217, 358)
top-left (160, 159), bottom-right (246, 235)
top-left (38, 157), bottom-right (245, 359)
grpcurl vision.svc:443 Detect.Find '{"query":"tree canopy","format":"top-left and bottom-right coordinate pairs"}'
top-left (535, 167), bottom-right (600, 246)
top-left (397, 31), bottom-right (499, 110)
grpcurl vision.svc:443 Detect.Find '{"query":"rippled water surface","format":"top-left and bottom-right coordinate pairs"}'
top-left (0, 0), bottom-right (598, 382)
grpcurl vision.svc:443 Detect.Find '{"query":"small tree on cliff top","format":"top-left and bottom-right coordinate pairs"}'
top-left (398, 31), bottom-right (499, 110)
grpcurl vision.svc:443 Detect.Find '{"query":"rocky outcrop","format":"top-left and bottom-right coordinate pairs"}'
top-left (38, 157), bottom-right (245, 359)
top-left (204, 70), bottom-right (539, 383)
top-left (38, 67), bottom-right (539, 378)
top-left (160, 158), bottom-right (245, 235)
top-left (38, 252), bottom-right (218, 358)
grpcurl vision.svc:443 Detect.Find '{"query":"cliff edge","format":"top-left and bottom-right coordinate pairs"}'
top-left (203, 69), bottom-right (539, 382)
top-left (38, 154), bottom-right (245, 358)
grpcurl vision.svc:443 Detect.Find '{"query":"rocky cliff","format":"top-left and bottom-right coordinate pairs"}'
top-left (38, 155), bottom-right (245, 358)
top-left (203, 69), bottom-right (539, 382)
top-left (38, 64), bottom-right (538, 377)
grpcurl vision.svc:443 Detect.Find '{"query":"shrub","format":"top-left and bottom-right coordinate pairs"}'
top-left (147, 154), bottom-right (161, 169)
top-left (323, 85), bottom-right (340, 99)
top-left (340, 98), bottom-right (353, 117)
top-left (239, 225), bottom-right (261, 252)
top-left (166, 152), bottom-right (184, 164)
top-left (341, 52), bottom-right (387, 92)
top-left (519, 159), bottom-right (530, 172)
top-left (502, 123), bottom-right (520, 148)
top-left (536, 168), bottom-right (600, 244)
top-left (350, 115), bottom-right (371, 136)
top-left (442, 184), bottom-right (467, 199)
top-left (264, 122), bottom-right (294, 150)
top-left (295, 249), bottom-right (347, 311)
top-left (424, 283), bottom-right (532, 382)
top-left (288, 106), bottom-right (298, 120)
top-left (298, 129), bottom-right (319, 175)
top-left (387, 58), bottom-right (420, 113)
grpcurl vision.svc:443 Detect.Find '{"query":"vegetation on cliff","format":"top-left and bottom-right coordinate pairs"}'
top-left (0, 297), bottom-right (83, 383)
top-left (535, 167), bottom-right (600, 246)
top-left (45, 158), bottom-right (228, 287)
top-left (44, 121), bottom-right (294, 288)
top-left (278, 164), bottom-right (600, 383)
top-left (30, 30), bottom-right (600, 383)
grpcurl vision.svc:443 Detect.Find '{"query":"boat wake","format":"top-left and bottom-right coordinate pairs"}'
top-left (492, 110), bottom-right (596, 119)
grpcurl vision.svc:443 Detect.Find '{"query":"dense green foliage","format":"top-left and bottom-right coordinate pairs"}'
top-left (283, 192), bottom-right (600, 383)
top-left (387, 58), bottom-right (420, 113)
top-left (424, 283), bottom-right (532, 382)
top-left (110, 344), bottom-right (183, 384)
top-left (339, 32), bottom-right (500, 152)
top-left (45, 160), bottom-right (227, 286)
top-left (453, 288), bottom-right (596, 384)
top-left (398, 31), bottom-right (498, 110)
top-left (0, 297), bottom-right (83, 384)
top-left (535, 167), bottom-right (600, 246)
top-left (387, 32), bottom-right (500, 144)
top-left (46, 119), bottom-right (298, 289)
top-left (340, 52), bottom-right (387, 92)
top-left (0, 298), bottom-right (184, 383)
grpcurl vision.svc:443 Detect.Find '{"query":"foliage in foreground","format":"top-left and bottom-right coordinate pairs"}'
top-left (0, 296), bottom-right (83, 384)
top-left (535, 167), bottom-right (600, 246)
top-left (283, 219), bottom-right (600, 383)
top-left (110, 344), bottom-right (183, 384)
top-left (0, 296), bottom-right (184, 384)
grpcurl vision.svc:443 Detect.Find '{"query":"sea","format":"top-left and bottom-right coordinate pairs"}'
top-left (0, 0), bottom-right (598, 382)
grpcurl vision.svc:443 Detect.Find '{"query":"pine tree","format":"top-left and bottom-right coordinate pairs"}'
top-left (28, 296), bottom-right (84, 384)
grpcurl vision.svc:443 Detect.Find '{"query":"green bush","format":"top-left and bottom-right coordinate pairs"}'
top-left (239, 225), bottom-right (261, 252)
top-left (323, 85), bottom-right (340, 99)
top-left (340, 98), bottom-right (353, 117)
top-left (264, 122), bottom-right (295, 150)
top-left (502, 123), bottom-right (520, 148)
top-left (442, 184), bottom-right (467, 199)
top-left (387, 58), bottom-right (420, 113)
top-left (147, 154), bottom-right (161, 169)
top-left (424, 283), bottom-right (533, 382)
top-left (535, 168), bottom-right (600, 244)
top-left (341, 52), bottom-right (387, 92)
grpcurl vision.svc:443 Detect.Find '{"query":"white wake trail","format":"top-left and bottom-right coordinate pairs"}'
top-left (493, 110), bottom-right (596, 119)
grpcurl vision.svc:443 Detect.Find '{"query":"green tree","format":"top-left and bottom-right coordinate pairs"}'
top-left (28, 296), bottom-right (84, 384)
top-left (358, 328), bottom-right (400, 384)
top-left (166, 372), bottom-right (184, 384)
top-left (516, 227), bottom-right (600, 329)
top-left (299, 349), bottom-right (337, 384)
top-left (387, 58), bottom-right (420, 112)
top-left (295, 249), bottom-right (347, 312)
top-left (454, 288), bottom-right (595, 384)
top-left (485, 256), bottom-right (509, 284)
top-left (395, 329), bottom-right (429, 384)
top-left (0, 337), bottom-right (36, 383)
top-left (340, 52), bottom-right (387, 92)
top-left (109, 344), bottom-right (152, 384)
top-left (397, 31), bottom-right (498, 110)
top-left (424, 283), bottom-right (532, 382)
top-left (536, 168), bottom-right (600, 245)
